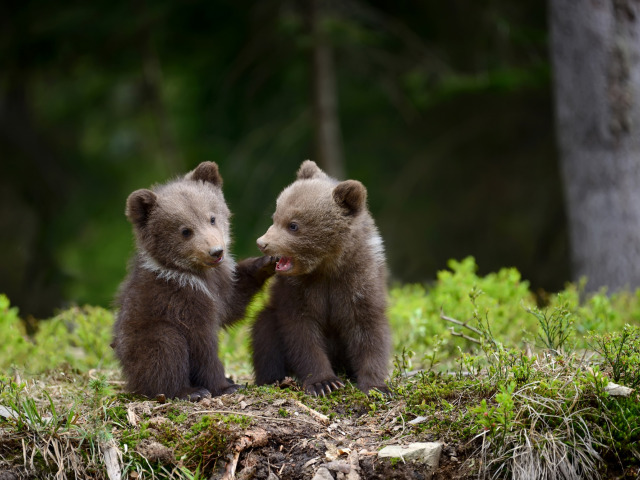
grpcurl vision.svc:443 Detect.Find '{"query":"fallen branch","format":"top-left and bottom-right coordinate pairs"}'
top-left (102, 440), bottom-right (122, 480)
top-left (292, 399), bottom-right (330, 425)
top-left (222, 451), bottom-right (240, 480)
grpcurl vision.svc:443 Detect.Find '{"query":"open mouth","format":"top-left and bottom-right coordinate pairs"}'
top-left (275, 256), bottom-right (293, 273)
top-left (204, 255), bottom-right (224, 267)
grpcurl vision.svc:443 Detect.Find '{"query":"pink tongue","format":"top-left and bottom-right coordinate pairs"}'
top-left (276, 257), bottom-right (293, 272)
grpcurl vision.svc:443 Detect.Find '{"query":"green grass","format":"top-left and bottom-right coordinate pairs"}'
top-left (1, 257), bottom-right (640, 478)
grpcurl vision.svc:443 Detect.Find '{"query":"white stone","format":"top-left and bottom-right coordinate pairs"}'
top-left (408, 415), bottom-right (428, 425)
top-left (378, 442), bottom-right (443, 471)
top-left (605, 382), bottom-right (634, 397)
top-left (0, 405), bottom-right (18, 420)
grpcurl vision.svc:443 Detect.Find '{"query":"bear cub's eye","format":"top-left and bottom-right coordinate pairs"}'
top-left (288, 222), bottom-right (299, 232)
top-left (210, 216), bottom-right (216, 225)
top-left (181, 228), bottom-right (193, 238)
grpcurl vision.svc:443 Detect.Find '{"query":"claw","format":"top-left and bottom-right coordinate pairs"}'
top-left (330, 381), bottom-right (344, 391)
top-left (304, 377), bottom-right (345, 397)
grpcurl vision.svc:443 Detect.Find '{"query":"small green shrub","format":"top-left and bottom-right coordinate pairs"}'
top-left (528, 304), bottom-right (575, 353)
top-left (0, 300), bottom-right (116, 375)
top-left (588, 324), bottom-right (640, 388)
top-left (33, 305), bottom-right (116, 373)
top-left (0, 295), bottom-right (32, 368)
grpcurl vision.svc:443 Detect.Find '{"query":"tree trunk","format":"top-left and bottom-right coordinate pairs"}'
top-left (549, 0), bottom-right (640, 292)
top-left (309, 0), bottom-right (346, 180)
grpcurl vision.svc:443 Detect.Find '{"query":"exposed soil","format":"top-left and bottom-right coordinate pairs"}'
top-left (0, 372), bottom-right (478, 480)
top-left (116, 383), bottom-right (474, 480)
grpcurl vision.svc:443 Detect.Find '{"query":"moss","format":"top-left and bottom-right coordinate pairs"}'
top-left (176, 418), bottom-right (233, 472)
top-left (166, 407), bottom-right (188, 424)
top-left (105, 405), bottom-right (128, 423)
top-left (278, 408), bottom-right (289, 417)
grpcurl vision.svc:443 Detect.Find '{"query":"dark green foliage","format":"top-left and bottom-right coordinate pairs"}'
top-left (1, 0), bottom-right (562, 320)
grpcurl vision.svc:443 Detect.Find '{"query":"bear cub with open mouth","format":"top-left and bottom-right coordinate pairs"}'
top-left (113, 162), bottom-right (275, 400)
top-left (252, 160), bottom-right (391, 396)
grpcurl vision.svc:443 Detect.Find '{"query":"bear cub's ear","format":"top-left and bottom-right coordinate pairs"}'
top-left (297, 160), bottom-right (327, 180)
top-left (333, 180), bottom-right (367, 216)
top-left (126, 189), bottom-right (158, 228)
top-left (187, 161), bottom-right (223, 188)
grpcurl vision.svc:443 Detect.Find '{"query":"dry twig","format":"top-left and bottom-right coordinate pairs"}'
top-left (292, 399), bottom-right (330, 425)
top-left (440, 309), bottom-right (481, 344)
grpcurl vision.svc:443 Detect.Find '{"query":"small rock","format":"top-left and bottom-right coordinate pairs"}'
top-left (605, 382), bottom-right (634, 397)
top-left (378, 442), bottom-right (443, 477)
top-left (312, 467), bottom-right (334, 480)
top-left (408, 415), bottom-right (428, 425)
top-left (0, 406), bottom-right (18, 420)
top-left (323, 461), bottom-right (350, 473)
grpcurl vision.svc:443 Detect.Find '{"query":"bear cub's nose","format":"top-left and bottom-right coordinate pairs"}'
top-left (256, 237), bottom-right (267, 252)
top-left (209, 247), bottom-right (224, 259)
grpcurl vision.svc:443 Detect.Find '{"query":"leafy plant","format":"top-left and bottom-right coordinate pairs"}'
top-left (0, 295), bottom-right (32, 369)
top-left (528, 305), bottom-right (575, 353)
top-left (588, 324), bottom-right (640, 388)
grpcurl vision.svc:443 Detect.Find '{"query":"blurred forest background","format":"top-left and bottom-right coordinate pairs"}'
top-left (2, 0), bottom-right (564, 319)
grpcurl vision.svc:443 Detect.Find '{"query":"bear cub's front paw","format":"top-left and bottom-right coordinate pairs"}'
top-left (303, 376), bottom-right (345, 397)
top-left (252, 255), bottom-right (278, 281)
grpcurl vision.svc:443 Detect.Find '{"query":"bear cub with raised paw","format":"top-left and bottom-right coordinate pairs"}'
top-left (252, 160), bottom-right (391, 396)
top-left (113, 162), bottom-right (275, 401)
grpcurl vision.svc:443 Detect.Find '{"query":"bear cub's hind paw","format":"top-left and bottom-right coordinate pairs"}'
top-left (178, 387), bottom-right (212, 402)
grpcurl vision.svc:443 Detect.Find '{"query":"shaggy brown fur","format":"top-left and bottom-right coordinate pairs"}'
top-left (252, 160), bottom-right (391, 396)
top-left (112, 162), bottom-right (275, 400)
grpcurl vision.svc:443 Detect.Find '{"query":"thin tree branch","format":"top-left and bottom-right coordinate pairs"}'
top-left (440, 308), bottom-right (483, 336)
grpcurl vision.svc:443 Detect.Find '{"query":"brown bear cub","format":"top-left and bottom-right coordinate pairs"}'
top-left (252, 160), bottom-right (391, 396)
top-left (113, 162), bottom-right (275, 400)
